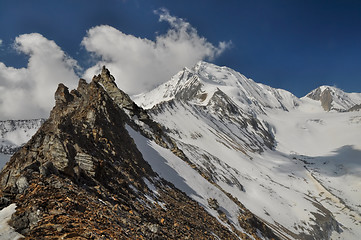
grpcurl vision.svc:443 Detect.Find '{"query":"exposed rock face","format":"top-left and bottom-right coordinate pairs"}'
top-left (307, 87), bottom-right (333, 111)
top-left (307, 86), bottom-right (361, 112)
top-left (0, 68), bottom-right (279, 239)
top-left (348, 104), bottom-right (361, 112)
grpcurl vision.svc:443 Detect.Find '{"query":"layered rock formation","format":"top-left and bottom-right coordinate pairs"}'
top-left (0, 68), bottom-right (278, 239)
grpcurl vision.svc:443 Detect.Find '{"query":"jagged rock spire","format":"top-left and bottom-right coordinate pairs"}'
top-left (0, 68), bottom-right (260, 239)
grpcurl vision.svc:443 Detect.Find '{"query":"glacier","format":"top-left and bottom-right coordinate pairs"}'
top-left (1, 61), bottom-right (360, 239)
top-left (134, 61), bottom-right (361, 239)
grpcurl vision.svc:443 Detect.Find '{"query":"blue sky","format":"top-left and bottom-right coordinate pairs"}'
top-left (1, 0), bottom-right (361, 119)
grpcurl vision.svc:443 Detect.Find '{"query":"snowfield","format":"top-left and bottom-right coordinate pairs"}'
top-left (134, 61), bottom-right (361, 239)
top-left (0, 204), bottom-right (23, 240)
top-left (264, 97), bottom-right (361, 239)
top-left (0, 61), bottom-right (360, 239)
top-left (126, 125), bottom-right (254, 239)
top-left (0, 119), bottom-right (44, 155)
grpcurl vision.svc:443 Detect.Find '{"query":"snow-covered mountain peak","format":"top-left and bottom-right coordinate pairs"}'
top-left (134, 61), bottom-right (300, 114)
top-left (0, 119), bottom-right (45, 155)
top-left (0, 67), bottom-right (280, 239)
top-left (1, 64), bottom-right (361, 239)
top-left (132, 66), bottom-right (205, 108)
top-left (192, 60), bottom-right (245, 86)
top-left (306, 85), bottom-right (361, 111)
top-left (307, 85), bottom-right (346, 100)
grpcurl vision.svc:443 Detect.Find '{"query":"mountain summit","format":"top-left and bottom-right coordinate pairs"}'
top-left (0, 67), bottom-right (277, 239)
top-left (134, 61), bottom-right (361, 239)
top-left (134, 61), bottom-right (300, 114)
top-left (306, 85), bottom-right (361, 111)
top-left (0, 63), bottom-right (360, 239)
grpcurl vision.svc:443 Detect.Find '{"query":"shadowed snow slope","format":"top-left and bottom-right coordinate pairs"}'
top-left (0, 119), bottom-right (44, 155)
top-left (133, 61), bottom-right (300, 114)
top-left (0, 154), bottom-right (10, 171)
top-left (0, 204), bottom-right (22, 240)
top-left (134, 61), bottom-right (361, 240)
top-left (0, 67), bottom-right (277, 239)
top-left (1, 62), bottom-right (360, 239)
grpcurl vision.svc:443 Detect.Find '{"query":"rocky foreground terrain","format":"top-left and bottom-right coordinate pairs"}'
top-left (1, 62), bottom-right (360, 239)
top-left (0, 68), bottom-right (277, 239)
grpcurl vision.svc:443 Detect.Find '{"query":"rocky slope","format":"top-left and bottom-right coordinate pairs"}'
top-left (0, 67), bottom-right (278, 239)
top-left (1, 62), bottom-right (360, 239)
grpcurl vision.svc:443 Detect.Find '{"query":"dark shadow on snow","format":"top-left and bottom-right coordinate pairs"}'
top-left (126, 126), bottom-right (202, 200)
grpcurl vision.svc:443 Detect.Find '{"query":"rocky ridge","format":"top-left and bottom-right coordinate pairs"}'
top-left (0, 67), bottom-right (279, 239)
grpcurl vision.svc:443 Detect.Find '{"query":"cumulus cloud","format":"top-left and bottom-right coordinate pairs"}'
top-left (82, 9), bottom-right (231, 95)
top-left (0, 39), bottom-right (3, 46)
top-left (0, 33), bottom-right (79, 120)
top-left (0, 9), bottom-right (230, 120)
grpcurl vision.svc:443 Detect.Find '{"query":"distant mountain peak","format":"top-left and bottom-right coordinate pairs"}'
top-left (306, 85), bottom-right (361, 111)
top-left (1, 63), bottom-right (360, 239)
top-left (134, 61), bottom-right (300, 114)
top-left (0, 67), bottom-right (277, 239)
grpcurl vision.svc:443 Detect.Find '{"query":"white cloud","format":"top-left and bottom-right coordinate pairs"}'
top-left (0, 33), bottom-right (79, 120)
top-left (0, 9), bottom-right (230, 120)
top-left (82, 9), bottom-right (231, 95)
top-left (0, 39), bottom-right (2, 46)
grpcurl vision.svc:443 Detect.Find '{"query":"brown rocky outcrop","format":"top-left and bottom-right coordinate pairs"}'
top-left (0, 68), bottom-right (279, 239)
top-left (307, 87), bottom-right (333, 111)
